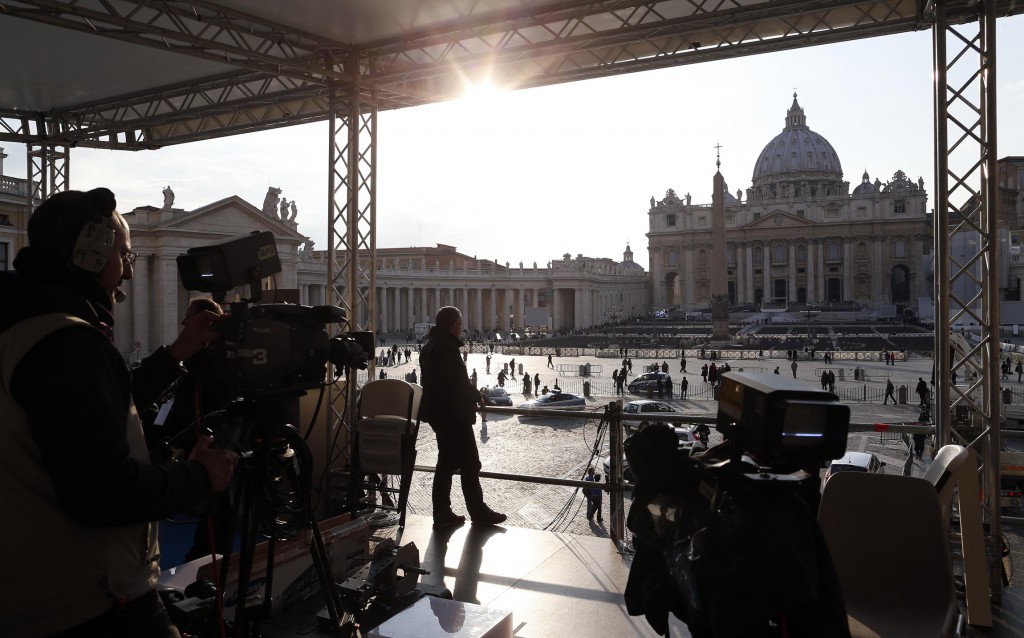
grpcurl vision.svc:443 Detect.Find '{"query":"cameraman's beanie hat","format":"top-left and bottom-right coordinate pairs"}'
top-left (28, 188), bottom-right (117, 261)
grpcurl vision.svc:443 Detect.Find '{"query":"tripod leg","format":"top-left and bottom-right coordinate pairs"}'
top-left (307, 515), bottom-right (350, 634)
top-left (232, 465), bottom-right (261, 638)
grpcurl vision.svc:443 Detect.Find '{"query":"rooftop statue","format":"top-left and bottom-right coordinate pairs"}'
top-left (162, 185), bottom-right (174, 210)
top-left (262, 187), bottom-right (281, 217)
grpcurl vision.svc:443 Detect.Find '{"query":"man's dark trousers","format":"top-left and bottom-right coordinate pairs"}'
top-left (432, 421), bottom-right (485, 515)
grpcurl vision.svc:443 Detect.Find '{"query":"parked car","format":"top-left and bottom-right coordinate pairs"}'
top-left (627, 372), bottom-right (671, 395)
top-left (824, 451), bottom-right (885, 484)
top-left (519, 391), bottom-right (586, 416)
top-left (480, 385), bottom-right (512, 407)
top-left (603, 425), bottom-right (705, 483)
top-left (623, 400), bottom-right (676, 429)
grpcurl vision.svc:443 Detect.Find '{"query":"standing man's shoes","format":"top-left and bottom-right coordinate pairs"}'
top-left (433, 511), bottom-right (466, 529)
top-left (471, 508), bottom-right (507, 526)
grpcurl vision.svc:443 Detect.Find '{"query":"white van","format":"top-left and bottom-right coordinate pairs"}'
top-left (824, 452), bottom-right (885, 484)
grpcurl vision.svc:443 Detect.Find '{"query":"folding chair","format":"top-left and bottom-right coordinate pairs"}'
top-left (818, 472), bottom-right (960, 637)
top-left (349, 379), bottom-right (421, 528)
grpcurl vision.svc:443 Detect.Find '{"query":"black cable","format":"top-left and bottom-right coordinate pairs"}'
top-left (544, 414), bottom-right (608, 531)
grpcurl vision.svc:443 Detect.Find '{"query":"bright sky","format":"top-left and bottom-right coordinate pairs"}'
top-left (5, 17), bottom-right (1024, 270)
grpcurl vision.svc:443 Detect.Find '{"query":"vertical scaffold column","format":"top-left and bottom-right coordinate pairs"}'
top-left (325, 50), bottom-right (378, 494)
top-left (932, 0), bottom-right (1001, 602)
top-left (26, 144), bottom-right (69, 206)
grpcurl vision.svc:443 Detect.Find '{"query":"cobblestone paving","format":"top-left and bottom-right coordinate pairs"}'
top-left (372, 344), bottom-right (958, 537)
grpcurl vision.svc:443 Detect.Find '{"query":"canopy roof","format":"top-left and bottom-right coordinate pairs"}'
top-left (0, 0), bottom-right (1017, 150)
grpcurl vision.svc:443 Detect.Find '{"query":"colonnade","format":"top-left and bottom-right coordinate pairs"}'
top-left (666, 234), bottom-right (926, 308)
top-left (297, 280), bottom-right (648, 334)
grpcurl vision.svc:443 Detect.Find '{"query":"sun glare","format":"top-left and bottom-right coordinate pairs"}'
top-left (459, 80), bottom-right (507, 105)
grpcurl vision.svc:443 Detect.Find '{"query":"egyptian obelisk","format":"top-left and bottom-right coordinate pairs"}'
top-left (711, 147), bottom-right (730, 341)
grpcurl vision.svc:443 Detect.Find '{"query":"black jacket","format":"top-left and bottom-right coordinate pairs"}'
top-left (418, 326), bottom-right (479, 427)
top-left (0, 247), bottom-right (211, 528)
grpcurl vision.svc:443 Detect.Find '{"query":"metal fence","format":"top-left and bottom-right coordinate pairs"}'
top-left (461, 344), bottom-right (911, 363)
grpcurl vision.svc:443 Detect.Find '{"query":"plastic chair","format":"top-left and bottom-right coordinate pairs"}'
top-left (922, 445), bottom-right (992, 628)
top-left (818, 472), bottom-right (959, 637)
top-left (349, 379), bottom-right (422, 528)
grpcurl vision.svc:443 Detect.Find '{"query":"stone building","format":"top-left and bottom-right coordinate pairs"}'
top-left (5, 184), bottom-right (648, 358)
top-left (0, 148), bottom-right (35, 271)
top-left (297, 243), bottom-right (648, 337)
top-left (647, 95), bottom-right (932, 313)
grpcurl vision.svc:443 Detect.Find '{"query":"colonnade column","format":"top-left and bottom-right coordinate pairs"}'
top-left (817, 241), bottom-right (827, 301)
top-left (552, 288), bottom-right (560, 330)
top-left (807, 241), bottom-right (816, 304)
top-left (407, 287), bottom-right (414, 329)
top-left (873, 236), bottom-right (886, 301)
top-left (788, 243), bottom-right (797, 303)
top-left (683, 248), bottom-right (694, 308)
top-left (488, 287), bottom-right (496, 332)
top-left (505, 288), bottom-right (512, 329)
top-left (131, 255), bottom-right (150, 354)
top-left (762, 242), bottom-right (771, 300)
top-left (379, 286), bottom-right (388, 333)
top-left (394, 287), bottom-right (403, 332)
top-left (156, 256), bottom-right (179, 347)
top-left (474, 287), bottom-right (481, 330)
top-left (733, 243), bottom-right (742, 304)
top-left (843, 240), bottom-right (854, 302)
top-left (744, 242), bottom-right (754, 303)
top-left (518, 288), bottom-right (526, 332)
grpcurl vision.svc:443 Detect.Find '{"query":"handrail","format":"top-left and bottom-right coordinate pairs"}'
top-left (409, 405), bottom-right (1017, 546)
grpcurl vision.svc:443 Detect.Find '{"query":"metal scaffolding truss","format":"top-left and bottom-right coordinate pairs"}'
top-left (27, 145), bottom-right (69, 202)
top-left (932, 0), bottom-right (1003, 601)
top-left (0, 0), bottom-right (1017, 150)
top-left (324, 59), bottom-right (378, 470)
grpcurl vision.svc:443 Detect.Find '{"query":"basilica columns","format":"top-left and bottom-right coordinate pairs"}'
top-left (872, 235), bottom-right (886, 301)
top-left (788, 243), bottom-right (797, 302)
top-left (843, 241), bottom-right (854, 302)
top-left (806, 241), bottom-right (816, 303)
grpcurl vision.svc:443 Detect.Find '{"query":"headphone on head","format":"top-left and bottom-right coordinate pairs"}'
top-left (28, 187), bottom-right (119, 274)
top-left (71, 217), bottom-right (116, 273)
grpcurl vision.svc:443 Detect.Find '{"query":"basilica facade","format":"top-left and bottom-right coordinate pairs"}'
top-left (647, 95), bottom-right (931, 313)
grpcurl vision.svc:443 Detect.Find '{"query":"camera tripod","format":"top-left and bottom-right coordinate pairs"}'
top-left (212, 399), bottom-right (354, 638)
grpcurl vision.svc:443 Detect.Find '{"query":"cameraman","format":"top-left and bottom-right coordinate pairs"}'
top-left (157, 297), bottom-right (240, 562)
top-left (0, 188), bottom-right (238, 637)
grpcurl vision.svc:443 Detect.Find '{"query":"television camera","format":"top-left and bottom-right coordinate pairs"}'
top-left (177, 231), bottom-right (371, 396)
top-left (174, 232), bottom-right (376, 637)
top-left (624, 372), bottom-right (852, 637)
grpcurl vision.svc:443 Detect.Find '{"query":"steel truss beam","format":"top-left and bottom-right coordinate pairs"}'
top-left (325, 51), bottom-right (377, 482)
top-left (932, 0), bottom-right (1002, 603)
top-left (2, 0), bottom-right (1018, 148)
top-left (0, 0), bottom-right (352, 82)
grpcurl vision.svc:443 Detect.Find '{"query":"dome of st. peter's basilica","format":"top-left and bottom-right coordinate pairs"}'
top-left (750, 94), bottom-right (845, 198)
